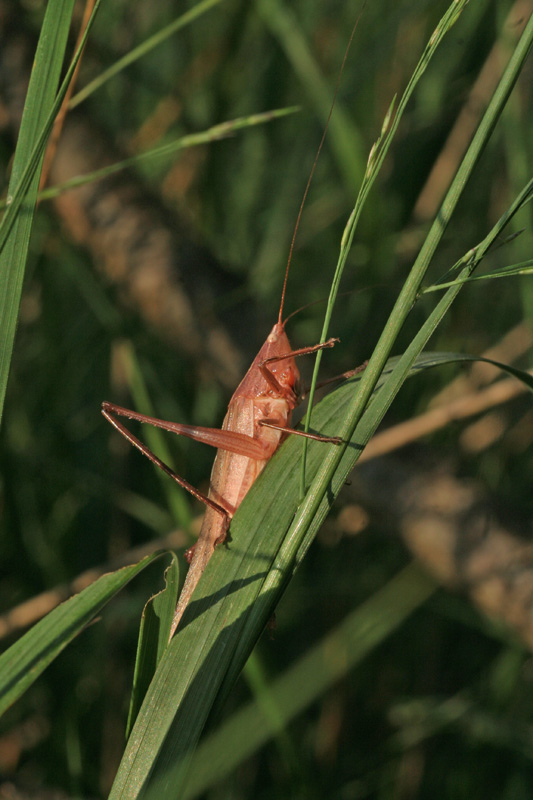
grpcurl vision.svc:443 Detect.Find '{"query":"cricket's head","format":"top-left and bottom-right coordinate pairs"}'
top-left (262, 322), bottom-right (301, 399)
top-left (237, 322), bottom-right (300, 404)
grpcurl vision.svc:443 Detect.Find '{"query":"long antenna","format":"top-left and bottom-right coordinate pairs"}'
top-left (278, 12), bottom-right (364, 326)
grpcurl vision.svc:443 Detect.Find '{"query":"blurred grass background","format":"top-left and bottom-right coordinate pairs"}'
top-left (0, 0), bottom-right (532, 797)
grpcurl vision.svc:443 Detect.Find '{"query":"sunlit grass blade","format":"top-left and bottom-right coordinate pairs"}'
top-left (183, 563), bottom-right (437, 799)
top-left (422, 258), bottom-right (533, 293)
top-left (283, 173), bottom-right (533, 579)
top-left (301, 3), bottom-right (533, 491)
top-left (126, 555), bottom-right (180, 739)
top-left (0, 553), bottom-right (165, 717)
top-left (219, 303), bottom-right (532, 712)
top-left (69, 0), bottom-right (227, 109)
top-left (300, 0), bottom-right (473, 488)
top-left (0, 0), bottom-right (102, 423)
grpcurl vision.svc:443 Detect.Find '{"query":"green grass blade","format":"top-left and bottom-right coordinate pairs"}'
top-left (287, 174), bottom-right (533, 571)
top-left (0, 0), bottom-right (102, 424)
top-left (422, 258), bottom-right (533, 293)
top-left (0, 553), bottom-right (165, 717)
top-left (126, 555), bottom-right (180, 740)
top-left (390, 352), bottom-right (533, 392)
top-left (301, 2), bottom-right (533, 489)
top-left (183, 563), bottom-right (437, 798)
top-left (69, 0), bottom-right (227, 109)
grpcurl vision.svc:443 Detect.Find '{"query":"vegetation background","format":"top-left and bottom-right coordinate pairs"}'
top-left (0, 0), bottom-right (531, 797)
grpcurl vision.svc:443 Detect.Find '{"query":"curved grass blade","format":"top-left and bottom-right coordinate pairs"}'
top-left (126, 555), bottom-right (180, 740)
top-left (0, 552), bottom-right (166, 717)
top-left (314, 350), bottom-right (533, 394)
